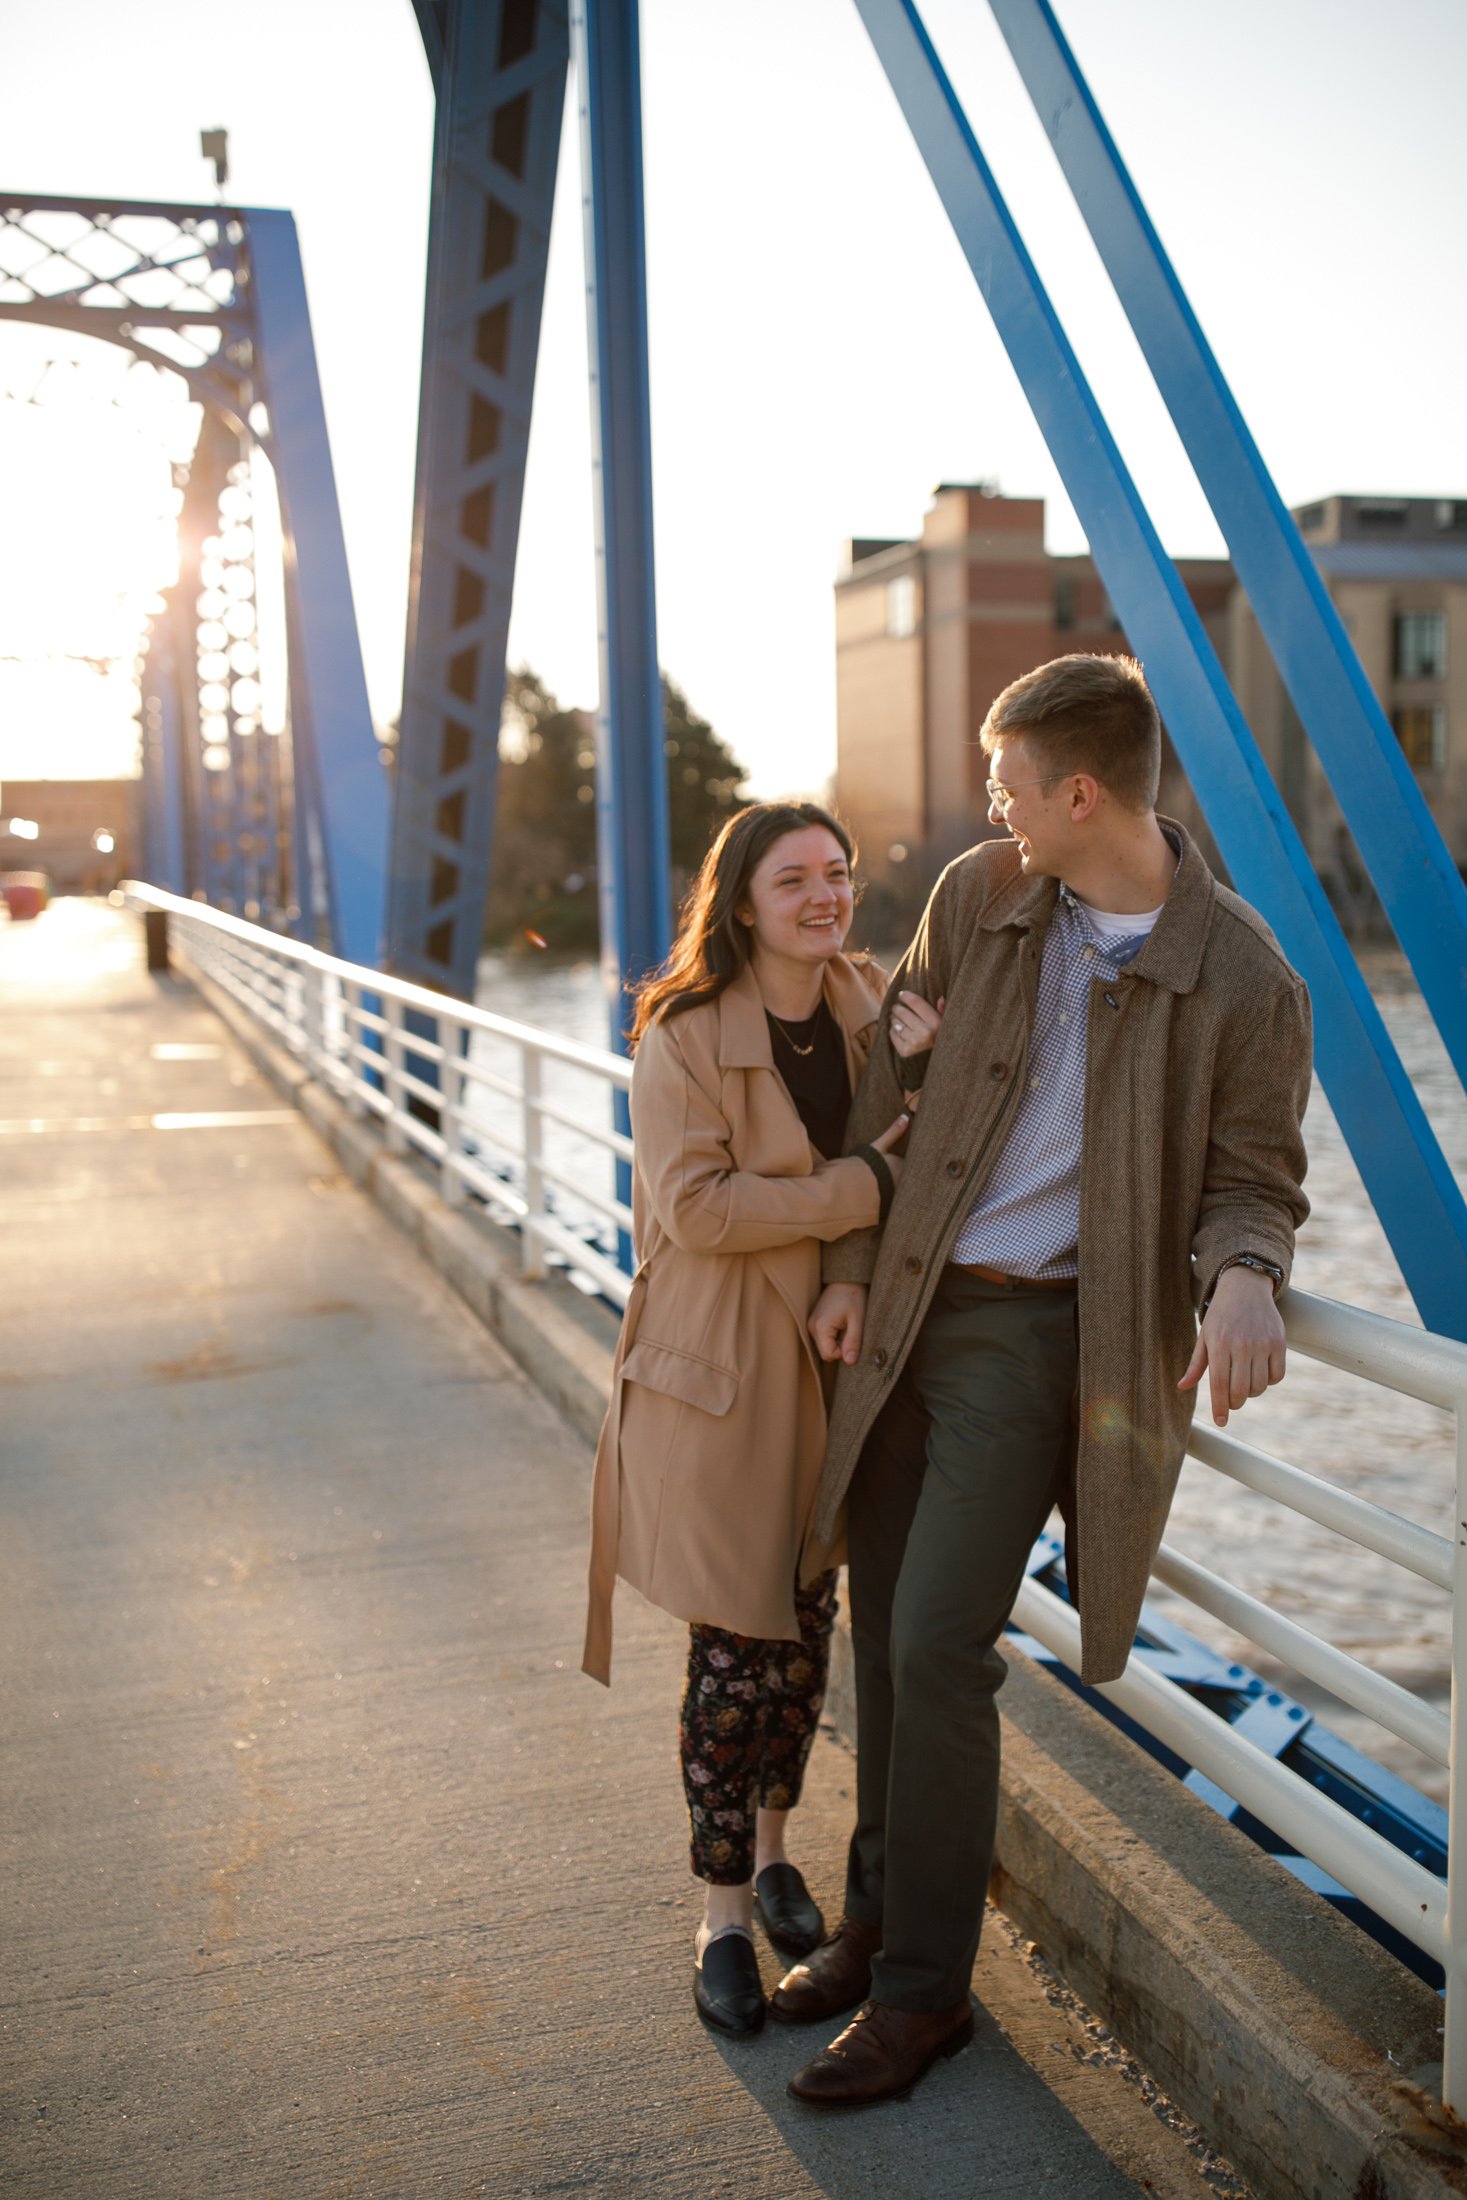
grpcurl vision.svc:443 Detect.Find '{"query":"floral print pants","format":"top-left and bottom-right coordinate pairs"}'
top-left (680, 1570), bottom-right (839, 1885)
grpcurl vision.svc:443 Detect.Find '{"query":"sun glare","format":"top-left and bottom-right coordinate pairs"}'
top-left (0, 333), bottom-right (199, 781)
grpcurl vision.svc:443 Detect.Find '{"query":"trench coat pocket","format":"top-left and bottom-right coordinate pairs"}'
top-left (621, 1339), bottom-right (738, 1417)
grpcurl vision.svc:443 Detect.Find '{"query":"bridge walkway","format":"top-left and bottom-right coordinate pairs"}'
top-left (1, 902), bottom-right (1232, 2199)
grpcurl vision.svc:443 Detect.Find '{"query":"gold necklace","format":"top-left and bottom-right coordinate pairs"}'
top-left (767, 1006), bottom-right (821, 1057)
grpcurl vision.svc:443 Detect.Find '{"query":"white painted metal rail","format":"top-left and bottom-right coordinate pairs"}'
top-left (128, 884), bottom-right (1467, 2110)
top-left (1014, 1293), bottom-right (1467, 2111)
top-left (124, 883), bottom-right (635, 1310)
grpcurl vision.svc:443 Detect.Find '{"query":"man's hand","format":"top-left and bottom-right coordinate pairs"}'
top-left (1177, 1266), bottom-right (1286, 1428)
top-left (810, 1283), bottom-right (869, 1366)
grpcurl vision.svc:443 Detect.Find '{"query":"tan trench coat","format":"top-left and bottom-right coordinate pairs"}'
top-left (582, 953), bottom-right (888, 1685)
top-left (817, 822), bottom-right (1312, 1686)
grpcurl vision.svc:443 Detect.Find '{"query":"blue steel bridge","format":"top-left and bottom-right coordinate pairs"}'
top-left (4, 2), bottom-right (1467, 2192)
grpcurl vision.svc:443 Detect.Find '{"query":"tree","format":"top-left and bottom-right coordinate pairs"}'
top-left (484, 666), bottom-right (748, 951)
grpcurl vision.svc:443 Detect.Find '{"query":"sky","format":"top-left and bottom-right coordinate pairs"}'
top-left (1, 0), bottom-right (1464, 798)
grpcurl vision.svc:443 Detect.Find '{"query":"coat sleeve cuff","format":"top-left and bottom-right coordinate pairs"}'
top-left (850, 1145), bottom-right (895, 1226)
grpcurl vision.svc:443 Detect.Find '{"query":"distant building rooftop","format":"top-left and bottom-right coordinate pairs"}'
top-left (1310, 542), bottom-right (1467, 583)
top-left (1293, 493), bottom-right (1467, 546)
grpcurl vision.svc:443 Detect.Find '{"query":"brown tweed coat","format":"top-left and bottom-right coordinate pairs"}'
top-left (816, 821), bottom-right (1311, 1685)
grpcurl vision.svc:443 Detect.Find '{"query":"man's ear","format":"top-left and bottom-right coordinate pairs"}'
top-left (1068, 773), bottom-right (1102, 822)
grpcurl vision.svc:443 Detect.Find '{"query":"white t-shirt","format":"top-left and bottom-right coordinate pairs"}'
top-left (1072, 896), bottom-right (1165, 943)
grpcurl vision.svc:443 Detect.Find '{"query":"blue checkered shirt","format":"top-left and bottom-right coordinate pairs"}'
top-left (950, 887), bottom-right (1158, 1279)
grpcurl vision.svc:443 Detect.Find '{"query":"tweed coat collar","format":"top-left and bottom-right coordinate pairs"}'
top-left (716, 952), bottom-right (881, 1069)
top-left (975, 815), bottom-right (1215, 997)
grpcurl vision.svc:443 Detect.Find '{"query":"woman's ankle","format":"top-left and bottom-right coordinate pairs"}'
top-left (701, 1881), bottom-right (754, 1940)
top-left (754, 1806), bottom-right (791, 1880)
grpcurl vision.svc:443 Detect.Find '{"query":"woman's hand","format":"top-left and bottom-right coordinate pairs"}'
top-left (889, 990), bottom-right (944, 1060)
top-left (868, 1110), bottom-right (910, 1156)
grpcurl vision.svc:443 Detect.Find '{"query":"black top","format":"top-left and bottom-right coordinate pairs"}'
top-left (766, 998), bottom-right (851, 1161)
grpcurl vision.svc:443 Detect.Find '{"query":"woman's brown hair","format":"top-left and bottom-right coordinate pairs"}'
top-left (628, 802), bottom-right (856, 1046)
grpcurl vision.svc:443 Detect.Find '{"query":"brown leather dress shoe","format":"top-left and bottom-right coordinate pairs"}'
top-left (787, 1997), bottom-right (974, 2106)
top-left (768, 1915), bottom-right (882, 2025)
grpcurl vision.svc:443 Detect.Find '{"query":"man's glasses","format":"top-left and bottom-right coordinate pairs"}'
top-left (985, 772), bottom-right (1067, 808)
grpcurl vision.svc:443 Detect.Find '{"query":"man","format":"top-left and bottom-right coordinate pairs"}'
top-left (773, 653), bottom-right (1311, 2107)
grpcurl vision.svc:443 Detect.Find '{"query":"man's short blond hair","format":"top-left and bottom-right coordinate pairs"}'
top-left (980, 653), bottom-right (1160, 814)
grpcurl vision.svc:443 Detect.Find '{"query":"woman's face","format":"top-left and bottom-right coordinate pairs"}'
top-left (737, 825), bottom-right (854, 969)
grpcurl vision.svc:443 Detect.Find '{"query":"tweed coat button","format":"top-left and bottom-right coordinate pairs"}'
top-left (870, 1347), bottom-right (889, 1369)
top-left (988, 1062), bottom-right (1007, 1082)
top-left (944, 1158), bottom-right (964, 1178)
top-left (903, 1255), bottom-right (922, 1274)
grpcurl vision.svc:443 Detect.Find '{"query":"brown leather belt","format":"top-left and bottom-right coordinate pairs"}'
top-left (950, 1260), bottom-right (1076, 1292)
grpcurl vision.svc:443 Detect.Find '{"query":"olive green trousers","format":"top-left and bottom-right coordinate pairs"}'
top-left (844, 1265), bottom-right (1079, 2011)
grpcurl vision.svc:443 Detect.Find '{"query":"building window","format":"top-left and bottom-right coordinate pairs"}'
top-left (1391, 705), bottom-right (1447, 772)
top-left (886, 575), bottom-right (917, 639)
top-left (1357, 500), bottom-right (1408, 527)
top-left (1053, 576), bottom-right (1076, 631)
top-left (1393, 610), bottom-right (1447, 679)
top-left (1435, 501), bottom-right (1467, 532)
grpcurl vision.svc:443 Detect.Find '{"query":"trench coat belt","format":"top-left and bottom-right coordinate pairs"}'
top-left (949, 1259), bottom-right (1078, 1293)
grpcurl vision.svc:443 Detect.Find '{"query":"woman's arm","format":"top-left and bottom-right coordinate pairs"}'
top-left (633, 1016), bottom-right (892, 1256)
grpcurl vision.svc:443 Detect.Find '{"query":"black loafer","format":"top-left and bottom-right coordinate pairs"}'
top-left (694, 1931), bottom-right (766, 2035)
top-left (754, 1863), bottom-right (825, 1958)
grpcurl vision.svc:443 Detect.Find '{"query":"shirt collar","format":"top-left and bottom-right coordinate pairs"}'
top-left (981, 818), bottom-right (1215, 994)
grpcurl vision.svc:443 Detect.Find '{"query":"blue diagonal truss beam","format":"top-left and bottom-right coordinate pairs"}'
top-left (853, 0), bottom-right (1467, 1337)
top-left (988, 0), bottom-right (1467, 1095)
top-left (573, 0), bottom-right (672, 1042)
top-left (389, 0), bottom-right (570, 996)
top-left (247, 209), bottom-right (389, 967)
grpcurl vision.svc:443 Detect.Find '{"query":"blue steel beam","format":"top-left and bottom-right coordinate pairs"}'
top-left (988, 0), bottom-right (1467, 1093)
top-left (245, 208), bottom-right (389, 967)
top-left (138, 606), bottom-right (187, 894)
top-left (853, 0), bottom-right (1467, 1337)
top-left (572, 0), bottom-right (672, 1053)
top-left (389, 0), bottom-right (570, 997)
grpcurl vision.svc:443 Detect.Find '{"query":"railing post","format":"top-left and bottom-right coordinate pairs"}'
top-left (1445, 1401), bottom-right (1467, 2118)
top-left (521, 1047), bottom-right (546, 1280)
top-left (383, 997), bottom-right (409, 1154)
top-left (342, 980), bottom-right (367, 1118)
top-left (439, 1016), bottom-right (468, 1210)
top-left (302, 961), bottom-right (327, 1080)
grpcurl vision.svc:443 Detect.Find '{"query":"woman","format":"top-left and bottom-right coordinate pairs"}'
top-left (583, 802), bottom-right (932, 2037)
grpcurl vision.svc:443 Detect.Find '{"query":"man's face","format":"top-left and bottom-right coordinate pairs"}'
top-left (987, 737), bottom-right (1067, 875)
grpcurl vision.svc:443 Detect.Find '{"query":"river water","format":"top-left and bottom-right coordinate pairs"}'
top-left (472, 945), bottom-right (1466, 1802)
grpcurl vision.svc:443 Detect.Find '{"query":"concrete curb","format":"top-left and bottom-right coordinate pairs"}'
top-left (182, 946), bottom-right (1464, 2200)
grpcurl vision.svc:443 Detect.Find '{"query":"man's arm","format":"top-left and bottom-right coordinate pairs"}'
top-left (1183, 972), bottom-right (1312, 1426)
top-left (821, 862), bottom-right (962, 1288)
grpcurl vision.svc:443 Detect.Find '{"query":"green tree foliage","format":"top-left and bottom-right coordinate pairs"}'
top-left (484, 667), bottom-right (748, 951)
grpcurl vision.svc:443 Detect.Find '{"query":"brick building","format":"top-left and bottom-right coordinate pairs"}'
top-left (834, 484), bottom-right (1467, 910)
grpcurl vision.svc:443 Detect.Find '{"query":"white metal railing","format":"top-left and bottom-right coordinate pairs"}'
top-left (129, 884), bottom-right (1467, 2109)
top-left (124, 882), bottom-right (635, 1309)
top-left (1014, 1288), bottom-right (1467, 2112)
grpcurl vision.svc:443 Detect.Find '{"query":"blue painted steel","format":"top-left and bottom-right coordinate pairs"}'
top-left (410, 0), bottom-right (449, 90)
top-left (988, 0), bottom-right (1467, 1093)
top-left (853, 0), bottom-right (1467, 1338)
top-left (138, 609), bottom-right (187, 894)
top-left (242, 209), bottom-right (389, 968)
top-left (572, 0), bottom-right (673, 1058)
top-left (390, 0), bottom-right (570, 997)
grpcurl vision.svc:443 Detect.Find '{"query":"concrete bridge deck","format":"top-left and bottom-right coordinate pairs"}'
top-left (1, 901), bottom-right (1235, 2199)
